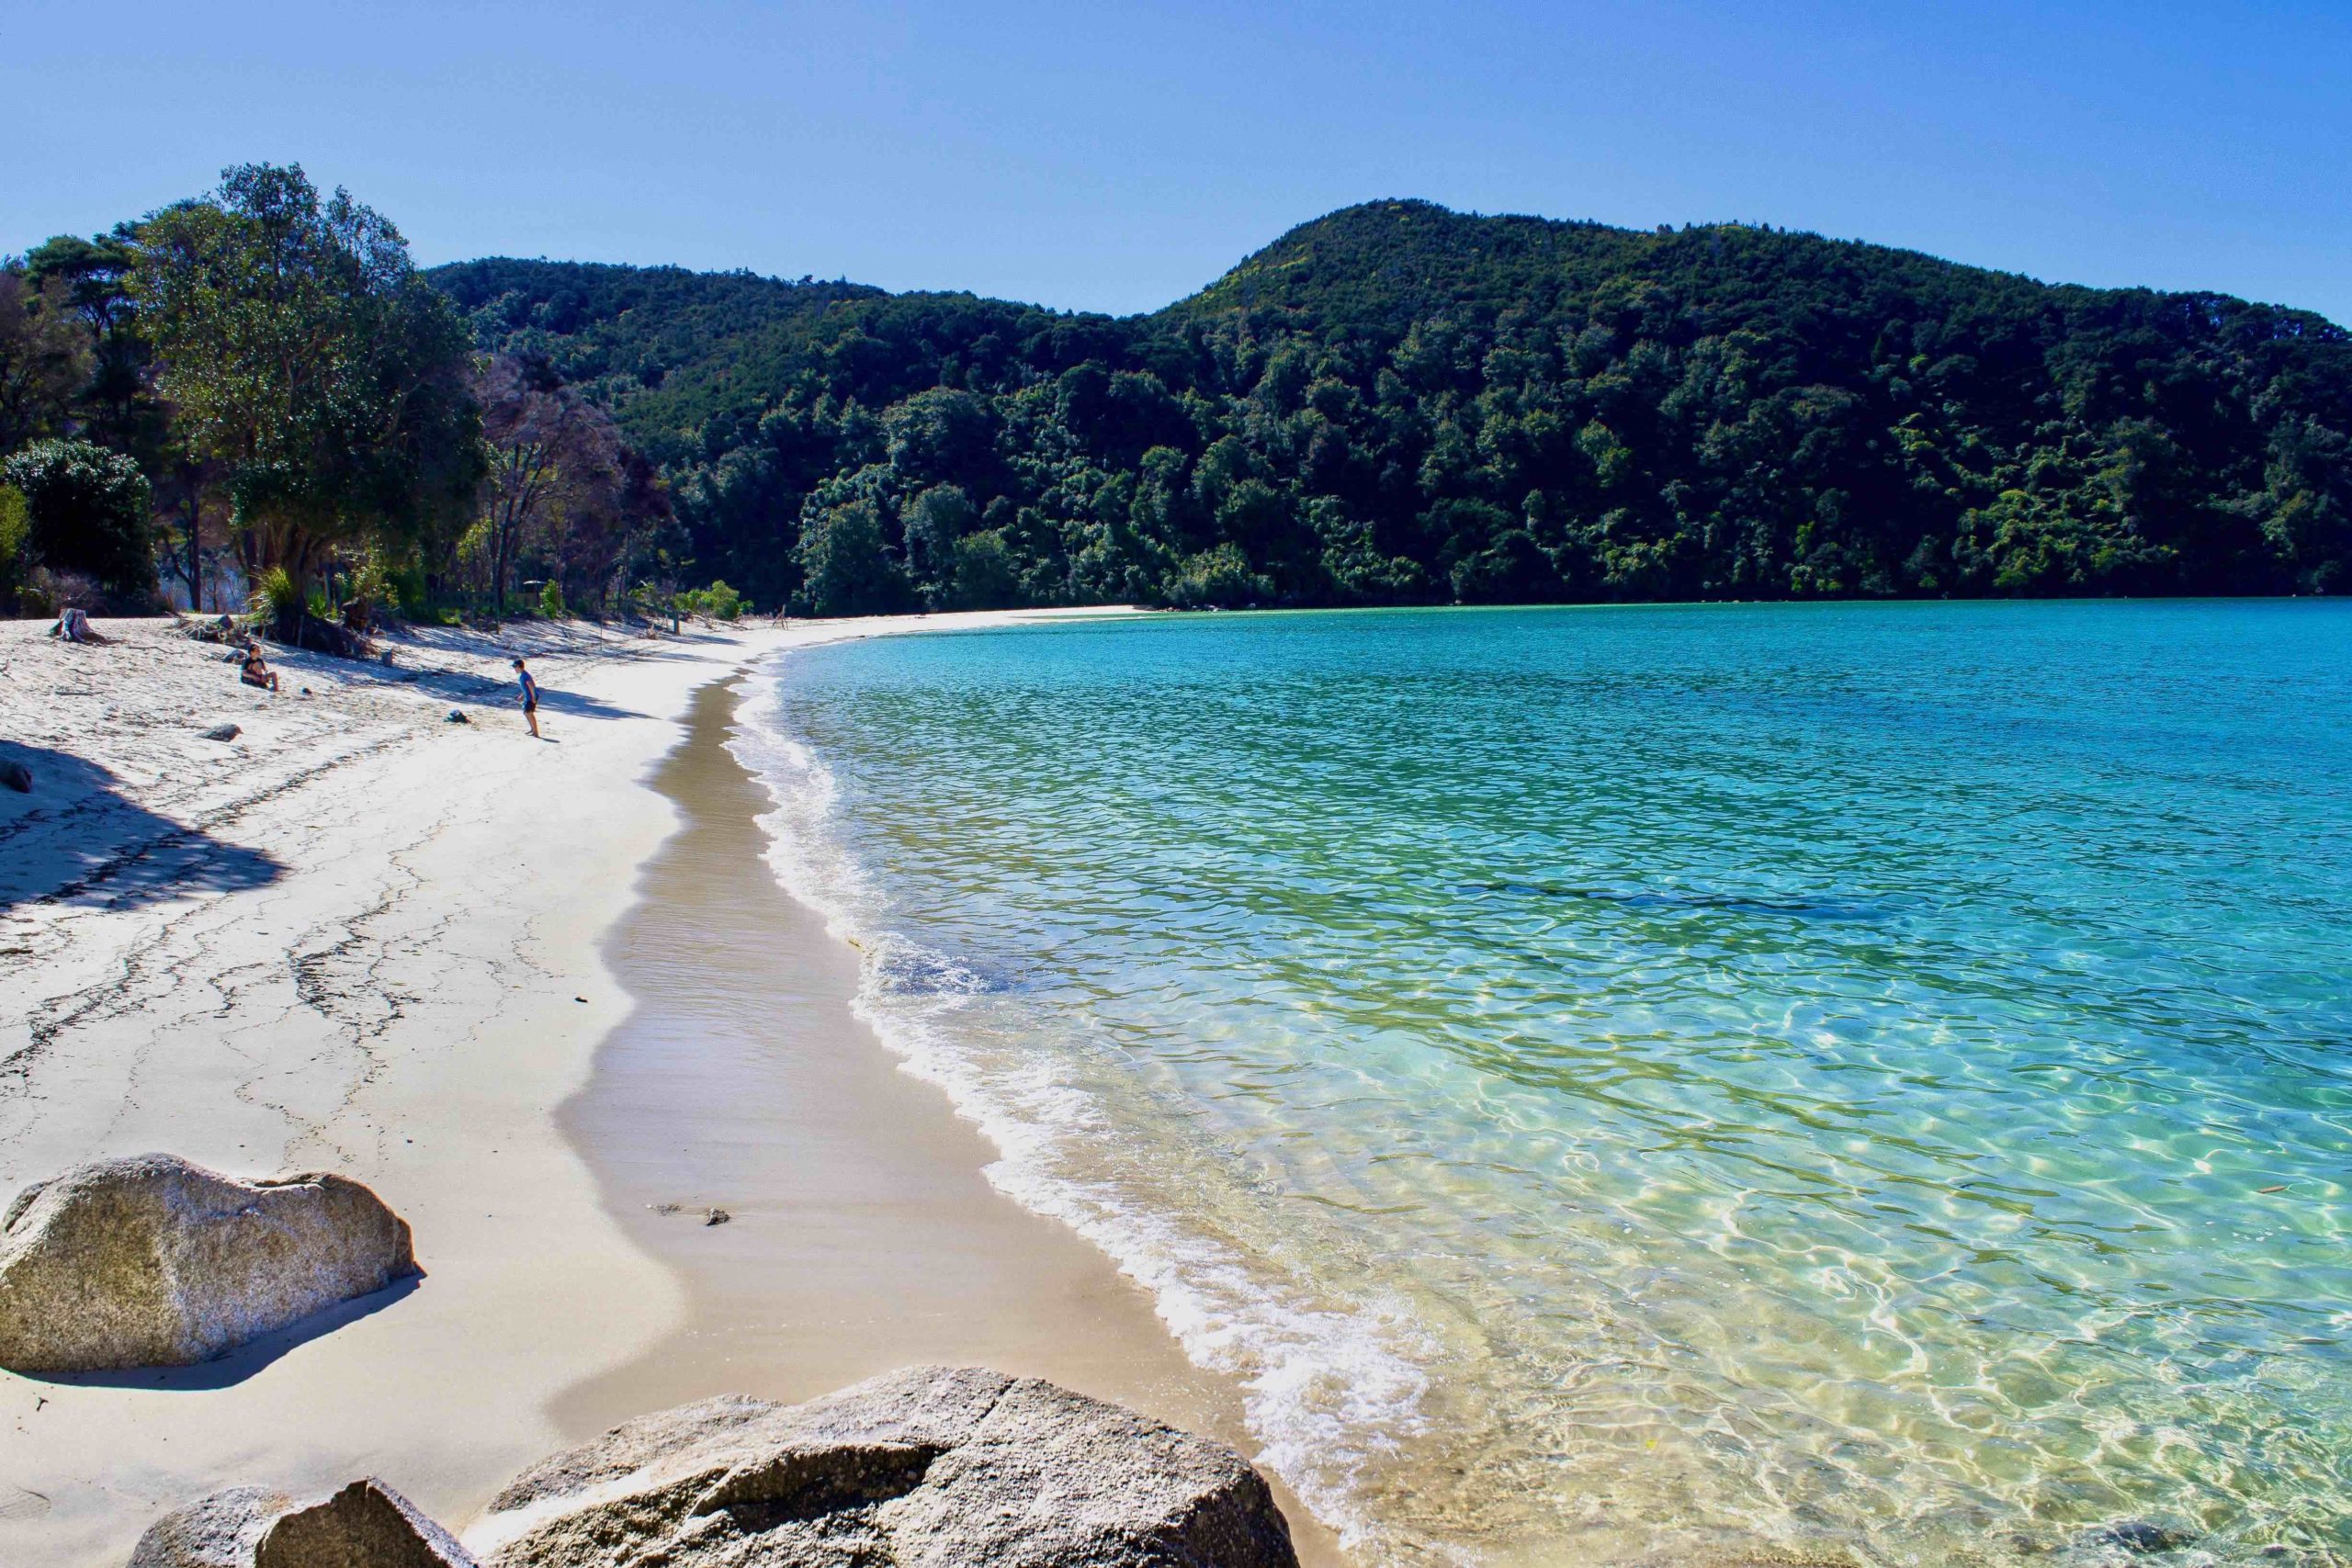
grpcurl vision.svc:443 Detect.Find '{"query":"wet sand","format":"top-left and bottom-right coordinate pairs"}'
top-left (555, 673), bottom-right (1346, 1564)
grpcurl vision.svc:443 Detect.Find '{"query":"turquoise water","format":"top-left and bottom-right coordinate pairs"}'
top-left (733, 602), bottom-right (2352, 1566)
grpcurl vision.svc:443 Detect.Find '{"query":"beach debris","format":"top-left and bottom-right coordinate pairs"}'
top-left (0, 761), bottom-right (28, 793)
top-left (50, 607), bottom-right (110, 645)
top-left (703, 1207), bottom-right (731, 1226)
top-left (129, 1477), bottom-right (477, 1568)
top-left (446, 709), bottom-right (470, 724)
top-left (0, 1154), bottom-right (418, 1373)
top-left (2257, 1184), bottom-right (2286, 1194)
top-left (650, 1202), bottom-right (684, 1215)
top-left (201, 723), bottom-right (241, 742)
top-left (469, 1365), bottom-right (1298, 1568)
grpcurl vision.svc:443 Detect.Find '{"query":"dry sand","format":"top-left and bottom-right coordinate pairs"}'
top-left (0, 609), bottom-right (1334, 1565)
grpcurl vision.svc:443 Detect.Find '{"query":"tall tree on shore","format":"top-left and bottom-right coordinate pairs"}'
top-left (0, 265), bottom-right (90, 455)
top-left (130, 164), bottom-right (483, 626)
top-left (24, 231), bottom-right (161, 456)
top-left (469, 353), bottom-right (628, 612)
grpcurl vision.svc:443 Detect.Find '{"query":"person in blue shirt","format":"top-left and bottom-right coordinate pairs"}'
top-left (512, 657), bottom-right (542, 739)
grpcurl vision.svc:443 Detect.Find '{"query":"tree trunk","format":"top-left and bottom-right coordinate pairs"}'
top-left (184, 487), bottom-right (203, 613)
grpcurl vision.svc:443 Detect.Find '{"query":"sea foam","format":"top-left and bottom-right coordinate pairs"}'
top-left (726, 656), bottom-right (1438, 1554)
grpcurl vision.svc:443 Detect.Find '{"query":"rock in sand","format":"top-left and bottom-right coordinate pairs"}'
top-left (0, 759), bottom-right (28, 792)
top-left (470, 1364), bottom-right (1298, 1568)
top-left (201, 724), bottom-right (241, 742)
top-left (130, 1476), bottom-right (476, 1568)
top-left (0, 1154), bottom-right (418, 1372)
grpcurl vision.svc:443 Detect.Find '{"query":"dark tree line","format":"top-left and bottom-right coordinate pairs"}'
top-left (1, 164), bottom-right (683, 629)
top-left (432, 199), bottom-right (2351, 615)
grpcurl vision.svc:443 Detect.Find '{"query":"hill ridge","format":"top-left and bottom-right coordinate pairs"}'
top-left (426, 199), bottom-right (2352, 613)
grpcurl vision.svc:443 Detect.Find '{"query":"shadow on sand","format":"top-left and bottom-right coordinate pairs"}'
top-left (15, 1275), bottom-right (423, 1390)
top-left (363, 660), bottom-right (648, 723)
top-left (0, 745), bottom-right (286, 912)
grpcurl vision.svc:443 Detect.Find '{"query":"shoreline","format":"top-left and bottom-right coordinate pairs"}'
top-left (0, 606), bottom-right (1329, 1566)
top-left (545, 670), bottom-right (1340, 1563)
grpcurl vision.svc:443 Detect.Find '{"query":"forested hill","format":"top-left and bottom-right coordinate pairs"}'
top-left (428, 200), bottom-right (2352, 614)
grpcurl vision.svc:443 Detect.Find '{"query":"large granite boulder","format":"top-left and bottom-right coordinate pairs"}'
top-left (0, 1154), bottom-right (417, 1372)
top-left (129, 1477), bottom-right (476, 1567)
top-left (469, 1365), bottom-right (1299, 1568)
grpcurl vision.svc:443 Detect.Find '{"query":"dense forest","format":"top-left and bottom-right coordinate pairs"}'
top-left (8, 186), bottom-right (2348, 624)
top-left (433, 200), bottom-right (2352, 614)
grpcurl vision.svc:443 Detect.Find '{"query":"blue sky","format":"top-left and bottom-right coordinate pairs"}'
top-left (6, 0), bottom-right (2347, 323)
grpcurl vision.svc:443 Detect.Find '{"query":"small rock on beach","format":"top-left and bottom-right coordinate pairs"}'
top-left (130, 1477), bottom-right (476, 1568)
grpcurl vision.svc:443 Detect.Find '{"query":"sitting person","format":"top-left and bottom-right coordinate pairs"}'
top-left (239, 643), bottom-right (280, 693)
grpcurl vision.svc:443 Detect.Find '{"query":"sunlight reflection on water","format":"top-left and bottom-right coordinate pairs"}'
top-left (734, 601), bottom-right (2352, 1567)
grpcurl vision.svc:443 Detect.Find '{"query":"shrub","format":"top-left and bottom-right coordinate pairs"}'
top-left (1159, 544), bottom-right (1274, 610)
top-left (539, 579), bottom-right (566, 619)
top-left (253, 565), bottom-right (302, 630)
top-left (390, 562), bottom-right (430, 618)
top-left (0, 484), bottom-right (26, 605)
top-left (691, 580), bottom-right (742, 620)
top-left (346, 557), bottom-right (396, 626)
top-left (0, 439), bottom-right (155, 602)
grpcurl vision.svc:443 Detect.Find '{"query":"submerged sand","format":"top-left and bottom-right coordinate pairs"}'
top-left (0, 609), bottom-right (1331, 1565)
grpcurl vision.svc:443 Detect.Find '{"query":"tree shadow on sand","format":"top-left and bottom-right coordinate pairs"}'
top-left (0, 745), bottom-right (286, 911)
top-left (363, 660), bottom-right (648, 722)
top-left (12, 1274), bottom-right (423, 1390)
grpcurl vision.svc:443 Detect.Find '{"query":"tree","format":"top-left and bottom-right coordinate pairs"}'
top-left (0, 265), bottom-right (90, 455)
top-left (130, 164), bottom-right (481, 624)
top-left (435, 202), bottom-right (2352, 611)
top-left (901, 482), bottom-right (977, 601)
top-left (2, 438), bottom-right (155, 599)
top-left (25, 230), bottom-right (159, 455)
top-left (471, 353), bottom-right (627, 612)
top-left (795, 500), bottom-right (909, 615)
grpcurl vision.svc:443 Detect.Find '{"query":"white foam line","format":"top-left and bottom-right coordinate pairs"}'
top-left (723, 650), bottom-right (1437, 1557)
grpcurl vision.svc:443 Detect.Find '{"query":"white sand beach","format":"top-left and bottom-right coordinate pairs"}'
top-left (0, 609), bottom-right (1332, 1566)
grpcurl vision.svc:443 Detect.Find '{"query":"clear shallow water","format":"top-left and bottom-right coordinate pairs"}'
top-left (731, 602), bottom-right (2352, 1567)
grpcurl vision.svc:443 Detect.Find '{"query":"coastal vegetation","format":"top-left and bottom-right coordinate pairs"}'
top-left (435, 201), bottom-right (2352, 613)
top-left (0, 164), bottom-right (686, 629)
top-left (6, 181), bottom-right (2348, 621)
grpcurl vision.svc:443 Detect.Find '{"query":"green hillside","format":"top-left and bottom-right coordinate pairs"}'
top-left (428, 200), bottom-right (2352, 613)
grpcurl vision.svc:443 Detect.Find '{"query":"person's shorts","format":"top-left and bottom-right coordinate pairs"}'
top-left (523, 700), bottom-right (537, 713)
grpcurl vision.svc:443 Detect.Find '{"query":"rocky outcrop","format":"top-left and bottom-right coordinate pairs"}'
top-left (129, 1477), bottom-right (476, 1568)
top-left (470, 1364), bottom-right (1299, 1568)
top-left (0, 1154), bottom-right (417, 1372)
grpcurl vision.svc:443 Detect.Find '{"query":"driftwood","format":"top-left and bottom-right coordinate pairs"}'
top-left (50, 608), bottom-right (111, 645)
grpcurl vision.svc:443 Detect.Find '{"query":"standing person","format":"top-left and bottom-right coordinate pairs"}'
top-left (513, 657), bottom-right (542, 739)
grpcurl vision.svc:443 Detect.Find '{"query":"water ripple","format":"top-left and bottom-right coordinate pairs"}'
top-left (733, 602), bottom-right (2352, 1568)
